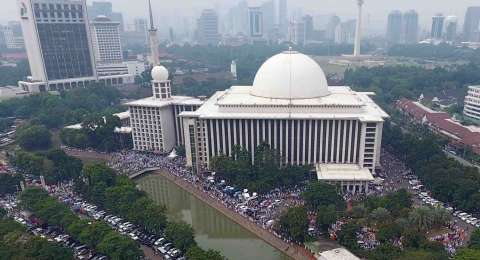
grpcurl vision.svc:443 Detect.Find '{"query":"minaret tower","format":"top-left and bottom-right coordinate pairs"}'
top-left (147, 0), bottom-right (171, 100)
top-left (148, 0), bottom-right (160, 66)
top-left (354, 0), bottom-right (364, 57)
top-left (230, 60), bottom-right (237, 80)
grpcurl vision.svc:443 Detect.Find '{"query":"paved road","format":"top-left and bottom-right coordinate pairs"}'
top-left (444, 151), bottom-right (480, 169)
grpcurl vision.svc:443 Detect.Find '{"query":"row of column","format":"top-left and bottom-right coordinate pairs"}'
top-left (202, 118), bottom-right (368, 167)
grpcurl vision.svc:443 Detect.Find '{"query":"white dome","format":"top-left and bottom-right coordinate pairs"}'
top-left (151, 65), bottom-right (169, 82)
top-left (251, 51), bottom-right (330, 99)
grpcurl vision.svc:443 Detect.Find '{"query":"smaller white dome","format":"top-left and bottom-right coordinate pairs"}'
top-left (151, 66), bottom-right (169, 81)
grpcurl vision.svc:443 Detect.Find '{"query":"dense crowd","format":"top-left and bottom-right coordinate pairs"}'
top-left (107, 149), bottom-right (474, 256)
top-left (431, 222), bottom-right (468, 255)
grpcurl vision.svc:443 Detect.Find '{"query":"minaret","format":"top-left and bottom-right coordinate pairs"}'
top-left (148, 0), bottom-right (160, 66)
top-left (230, 60), bottom-right (237, 80)
top-left (354, 0), bottom-right (364, 57)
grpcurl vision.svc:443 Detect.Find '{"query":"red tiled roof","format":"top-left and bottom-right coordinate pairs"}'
top-left (396, 99), bottom-right (480, 151)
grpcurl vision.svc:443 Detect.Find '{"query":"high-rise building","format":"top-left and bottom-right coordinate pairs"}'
top-left (463, 7), bottom-right (480, 42)
top-left (326, 15), bottom-right (341, 42)
top-left (431, 13), bottom-right (445, 39)
top-left (444, 16), bottom-right (458, 42)
top-left (261, 1), bottom-right (275, 40)
top-left (386, 10), bottom-right (403, 45)
top-left (134, 18), bottom-right (147, 34)
top-left (18, 0), bottom-right (97, 92)
top-left (226, 0), bottom-right (249, 35)
top-left (90, 16), bottom-right (123, 64)
top-left (196, 9), bottom-right (220, 46)
top-left (403, 10), bottom-right (419, 44)
top-left (0, 21), bottom-right (25, 49)
top-left (339, 20), bottom-right (356, 44)
top-left (249, 7), bottom-right (263, 38)
top-left (88, 1), bottom-right (124, 32)
top-left (275, 0), bottom-right (288, 37)
top-left (303, 15), bottom-right (314, 42)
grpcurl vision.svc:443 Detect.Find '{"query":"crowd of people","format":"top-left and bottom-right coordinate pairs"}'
top-left (106, 149), bottom-right (474, 257)
top-left (431, 222), bottom-right (468, 255)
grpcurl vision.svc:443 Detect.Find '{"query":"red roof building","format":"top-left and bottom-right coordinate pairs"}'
top-left (396, 98), bottom-right (480, 154)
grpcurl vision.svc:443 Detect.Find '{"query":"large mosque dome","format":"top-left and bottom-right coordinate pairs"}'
top-left (251, 50), bottom-right (330, 99)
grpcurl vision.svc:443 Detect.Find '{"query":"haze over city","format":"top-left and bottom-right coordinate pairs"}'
top-left (1, 0), bottom-right (479, 33)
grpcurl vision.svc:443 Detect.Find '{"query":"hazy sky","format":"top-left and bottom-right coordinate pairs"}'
top-left (2, 0), bottom-right (479, 33)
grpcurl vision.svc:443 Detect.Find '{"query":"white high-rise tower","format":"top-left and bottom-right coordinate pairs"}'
top-left (354, 0), bottom-right (363, 57)
top-left (231, 60), bottom-right (237, 80)
top-left (148, 0), bottom-right (160, 66)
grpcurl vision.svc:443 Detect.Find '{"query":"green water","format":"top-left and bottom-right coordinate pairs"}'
top-left (136, 170), bottom-right (290, 260)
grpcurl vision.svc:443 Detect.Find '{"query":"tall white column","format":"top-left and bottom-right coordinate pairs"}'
top-left (314, 120), bottom-right (319, 163)
top-left (308, 120), bottom-right (313, 164)
top-left (342, 120), bottom-right (347, 163)
top-left (227, 120), bottom-right (232, 156)
top-left (354, 0), bottom-right (364, 57)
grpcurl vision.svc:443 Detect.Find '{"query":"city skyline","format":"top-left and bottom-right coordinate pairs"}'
top-left (2, 0), bottom-right (480, 32)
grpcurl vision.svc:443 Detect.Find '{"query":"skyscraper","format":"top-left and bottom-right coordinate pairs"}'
top-left (303, 15), bottom-right (314, 42)
top-left (403, 10), bottom-right (419, 44)
top-left (275, 0), bottom-right (288, 37)
top-left (88, 1), bottom-right (124, 32)
top-left (387, 10), bottom-right (403, 45)
top-left (463, 7), bottom-right (480, 42)
top-left (90, 16), bottom-right (123, 64)
top-left (444, 16), bottom-right (458, 42)
top-left (431, 14), bottom-right (445, 39)
top-left (249, 7), bottom-right (263, 38)
top-left (196, 9), bottom-right (220, 46)
top-left (18, 0), bottom-right (97, 92)
top-left (261, 1), bottom-right (275, 40)
top-left (326, 15), bottom-right (341, 42)
top-left (0, 21), bottom-right (25, 49)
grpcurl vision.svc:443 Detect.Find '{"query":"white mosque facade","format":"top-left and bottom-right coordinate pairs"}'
top-left (128, 51), bottom-right (389, 193)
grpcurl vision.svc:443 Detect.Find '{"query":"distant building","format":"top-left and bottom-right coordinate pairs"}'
top-left (249, 7), bottom-right (263, 39)
top-left (464, 86), bottom-right (480, 122)
top-left (87, 1), bottom-right (124, 32)
top-left (303, 15), bottom-right (314, 42)
top-left (444, 16), bottom-right (458, 43)
top-left (17, 0), bottom-right (133, 93)
top-left (18, 0), bottom-right (97, 92)
top-left (463, 7), bottom-right (480, 42)
top-left (326, 15), bottom-right (341, 42)
top-left (275, 0), bottom-right (288, 37)
top-left (0, 22), bottom-right (25, 49)
top-left (403, 10), bottom-right (419, 44)
top-left (387, 10), bottom-right (403, 45)
top-left (397, 98), bottom-right (480, 154)
top-left (431, 14), bottom-right (445, 39)
top-left (339, 20), bottom-right (356, 44)
top-left (196, 9), bottom-right (220, 46)
top-left (90, 16), bottom-right (123, 64)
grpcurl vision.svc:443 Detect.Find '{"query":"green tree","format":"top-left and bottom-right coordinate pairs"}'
top-left (454, 249), bottom-right (480, 260)
top-left (276, 206), bottom-right (309, 243)
top-left (470, 229), bottom-right (480, 249)
top-left (97, 232), bottom-right (142, 260)
top-left (316, 204), bottom-right (337, 233)
top-left (165, 222), bottom-right (196, 252)
top-left (369, 208), bottom-right (391, 226)
top-left (408, 207), bottom-right (434, 231)
top-left (302, 182), bottom-right (345, 211)
top-left (16, 123), bottom-right (51, 150)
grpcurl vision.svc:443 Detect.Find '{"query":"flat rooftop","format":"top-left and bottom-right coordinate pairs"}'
top-left (126, 95), bottom-right (204, 108)
top-left (316, 164), bottom-right (374, 182)
top-left (188, 86), bottom-right (389, 122)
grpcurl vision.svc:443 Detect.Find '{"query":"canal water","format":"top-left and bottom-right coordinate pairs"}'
top-left (136, 170), bottom-right (290, 260)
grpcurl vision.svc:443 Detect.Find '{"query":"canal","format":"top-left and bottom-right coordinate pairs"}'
top-left (136, 170), bottom-right (290, 260)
